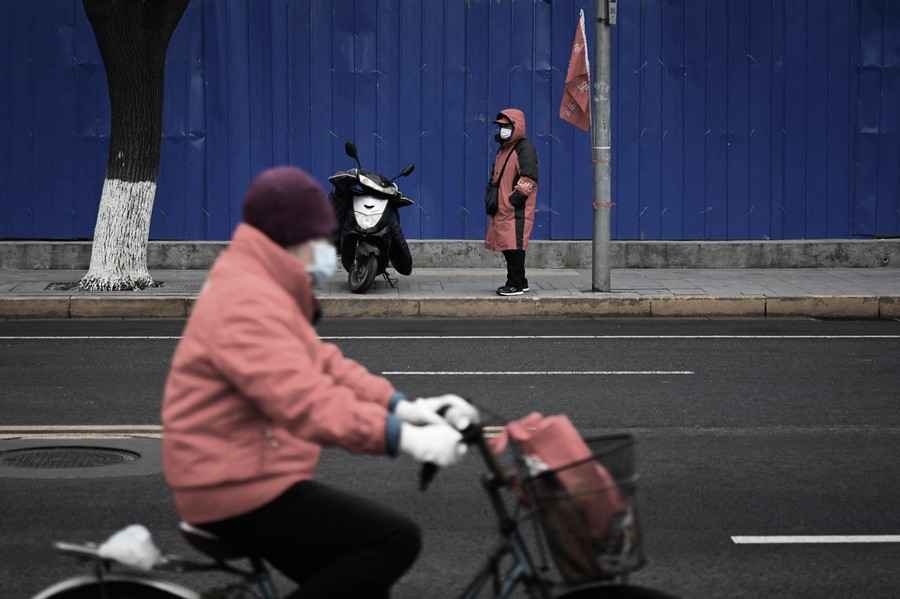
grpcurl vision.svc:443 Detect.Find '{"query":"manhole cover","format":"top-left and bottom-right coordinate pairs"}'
top-left (0, 446), bottom-right (140, 469)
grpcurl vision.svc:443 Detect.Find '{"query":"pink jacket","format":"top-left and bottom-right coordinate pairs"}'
top-left (162, 224), bottom-right (399, 524)
top-left (485, 108), bottom-right (539, 252)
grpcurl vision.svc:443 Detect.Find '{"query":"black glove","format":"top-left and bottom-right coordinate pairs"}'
top-left (509, 190), bottom-right (528, 208)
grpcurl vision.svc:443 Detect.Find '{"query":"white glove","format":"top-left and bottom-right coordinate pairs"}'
top-left (97, 524), bottom-right (162, 571)
top-left (399, 423), bottom-right (467, 467)
top-left (416, 394), bottom-right (480, 429)
top-left (394, 399), bottom-right (446, 426)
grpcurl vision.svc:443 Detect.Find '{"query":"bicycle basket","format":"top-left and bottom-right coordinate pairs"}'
top-left (521, 433), bottom-right (645, 584)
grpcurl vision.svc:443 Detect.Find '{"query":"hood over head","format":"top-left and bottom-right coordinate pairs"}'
top-left (494, 109), bottom-right (527, 144)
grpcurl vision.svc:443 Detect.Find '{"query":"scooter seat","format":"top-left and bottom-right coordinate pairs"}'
top-left (178, 521), bottom-right (250, 562)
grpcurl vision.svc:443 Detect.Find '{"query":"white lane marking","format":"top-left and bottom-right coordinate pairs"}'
top-left (358, 334), bottom-right (899, 340)
top-left (382, 370), bottom-right (694, 376)
top-left (0, 336), bottom-right (181, 340)
top-left (0, 424), bottom-right (504, 441)
top-left (0, 425), bottom-right (161, 433)
top-left (0, 425), bottom-right (162, 440)
top-left (1, 335), bottom-right (898, 341)
top-left (732, 535), bottom-right (900, 544)
top-left (6, 425), bottom-right (900, 438)
top-left (328, 335), bottom-right (900, 340)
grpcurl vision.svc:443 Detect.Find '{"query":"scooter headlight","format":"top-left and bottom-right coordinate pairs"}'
top-left (355, 212), bottom-right (382, 230)
top-left (353, 195), bottom-right (389, 231)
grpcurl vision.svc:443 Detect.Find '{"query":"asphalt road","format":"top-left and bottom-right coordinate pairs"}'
top-left (2, 318), bottom-right (900, 598)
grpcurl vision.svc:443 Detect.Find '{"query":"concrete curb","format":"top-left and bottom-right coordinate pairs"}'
top-left (765, 296), bottom-right (880, 319)
top-left (650, 297), bottom-right (766, 317)
top-left (0, 297), bottom-right (70, 318)
top-left (880, 297), bottom-right (900, 318)
top-left (2, 239), bottom-right (899, 269)
top-left (2, 295), bottom-right (899, 319)
top-left (70, 297), bottom-right (190, 318)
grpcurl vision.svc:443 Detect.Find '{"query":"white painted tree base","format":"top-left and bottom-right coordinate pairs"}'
top-left (80, 178), bottom-right (157, 291)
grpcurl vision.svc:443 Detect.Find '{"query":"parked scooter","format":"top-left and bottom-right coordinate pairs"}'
top-left (329, 142), bottom-right (415, 294)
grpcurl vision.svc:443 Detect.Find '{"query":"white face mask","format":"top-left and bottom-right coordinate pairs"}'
top-left (306, 240), bottom-right (337, 285)
top-left (499, 126), bottom-right (513, 140)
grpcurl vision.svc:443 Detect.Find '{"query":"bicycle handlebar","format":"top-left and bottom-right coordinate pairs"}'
top-left (418, 402), bottom-right (507, 492)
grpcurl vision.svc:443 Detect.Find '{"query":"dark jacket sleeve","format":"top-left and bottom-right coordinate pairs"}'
top-left (514, 139), bottom-right (539, 183)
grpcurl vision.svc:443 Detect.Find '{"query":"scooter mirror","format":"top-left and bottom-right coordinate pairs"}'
top-left (399, 164), bottom-right (415, 178)
top-left (345, 142), bottom-right (359, 161)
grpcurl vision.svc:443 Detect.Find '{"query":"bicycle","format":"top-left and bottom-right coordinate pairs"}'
top-left (31, 417), bottom-right (677, 599)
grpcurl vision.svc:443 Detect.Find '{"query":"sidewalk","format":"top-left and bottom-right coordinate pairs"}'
top-left (1, 267), bottom-right (898, 319)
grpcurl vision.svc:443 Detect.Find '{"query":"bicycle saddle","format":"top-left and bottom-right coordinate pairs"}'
top-left (178, 521), bottom-right (250, 562)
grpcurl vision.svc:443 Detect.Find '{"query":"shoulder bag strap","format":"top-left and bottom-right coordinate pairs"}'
top-left (491, 140), bottom-right (523, 185)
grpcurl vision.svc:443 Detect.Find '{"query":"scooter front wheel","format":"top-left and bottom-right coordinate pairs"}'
top-left (348, 254), bottom-right (378, 294)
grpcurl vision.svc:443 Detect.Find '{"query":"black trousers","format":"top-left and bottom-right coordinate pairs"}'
top-left (503, 249), bottom-right (527, 289)
top-left (199, 481), bottom-right (422, 599)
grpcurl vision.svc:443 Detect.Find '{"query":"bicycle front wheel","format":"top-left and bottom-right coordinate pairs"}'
top-left (32, 575), bottom-right (200, 599)
top-left (556, 585), bottom-right (680, 599)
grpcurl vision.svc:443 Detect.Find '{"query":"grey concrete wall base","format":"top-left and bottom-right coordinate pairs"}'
top-left (3, 239), bottom-right (898, 269)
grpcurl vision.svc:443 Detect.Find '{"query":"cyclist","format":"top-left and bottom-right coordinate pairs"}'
top-left (162, 166), bottom-right (477, 599)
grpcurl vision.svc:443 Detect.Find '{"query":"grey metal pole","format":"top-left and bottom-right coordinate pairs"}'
top-left (592, 0), bottom-right (614, 291)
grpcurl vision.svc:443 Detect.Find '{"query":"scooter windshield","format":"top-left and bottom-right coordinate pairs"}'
top-left (353, 195), bottom-right (389, 230)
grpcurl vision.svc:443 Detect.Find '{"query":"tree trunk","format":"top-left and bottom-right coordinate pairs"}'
top-left (80, 0), bottom-right (189, 291)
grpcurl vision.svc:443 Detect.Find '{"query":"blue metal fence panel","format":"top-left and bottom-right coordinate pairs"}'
top-left (659, 0), bottom-right (685, 240)
top-left (681, 0), bottom-right (707, 239)
top-left (1, 0), bottom-right (898, 240)
top-left (747, 0), bottom-right (772, 239)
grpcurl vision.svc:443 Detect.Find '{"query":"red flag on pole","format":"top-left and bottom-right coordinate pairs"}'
top-left (559, 10), bottom-right (591, 131)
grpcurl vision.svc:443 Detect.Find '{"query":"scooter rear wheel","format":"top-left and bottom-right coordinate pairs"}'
top-left (348, 254), bottom-right (378, 294)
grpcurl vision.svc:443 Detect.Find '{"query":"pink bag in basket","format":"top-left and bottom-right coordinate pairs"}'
top-left (490, 412), bottom-right (624, 538)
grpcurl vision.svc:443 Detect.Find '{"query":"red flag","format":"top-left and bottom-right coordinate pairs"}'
top-left (559, 10), bottom-right (592, 131)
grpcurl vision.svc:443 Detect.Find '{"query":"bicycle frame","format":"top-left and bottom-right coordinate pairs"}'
top-left (38, 424), bottom-right (589, 599)
top-left (453, 425), bottom-right (554, 599)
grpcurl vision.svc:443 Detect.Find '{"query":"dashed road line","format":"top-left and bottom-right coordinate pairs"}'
top-left (332, 335), bottom-right (900, 340)
top-left (0, 425), bottom-right (162, 440)
top-left (382, 370), bottom-right (695, 376)
top-left (732, 535), bottom-right (900, 544)
top-left (0, 336), bottom-right (180, 340)
top-left (0, 335), bottom-right (898, 341)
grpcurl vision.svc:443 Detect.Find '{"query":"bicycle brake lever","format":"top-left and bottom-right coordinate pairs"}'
top-left (419, 462), bottom-right (438, 492)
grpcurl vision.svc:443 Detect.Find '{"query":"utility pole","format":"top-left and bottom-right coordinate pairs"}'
top-left (592, 0), bottom-right (615, 291)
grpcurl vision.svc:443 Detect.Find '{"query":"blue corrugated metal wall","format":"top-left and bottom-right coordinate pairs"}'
top-left (1, 0), bottom-right (898, 240)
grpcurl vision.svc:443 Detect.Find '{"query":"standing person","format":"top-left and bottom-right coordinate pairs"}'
top-left (485, 108), bottom-right (539, 296)
top-left (162, 166), bottom-right (478, 599)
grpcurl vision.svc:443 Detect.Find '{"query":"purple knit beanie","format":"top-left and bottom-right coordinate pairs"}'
top-left (242, 166), bottom-right (336, 247)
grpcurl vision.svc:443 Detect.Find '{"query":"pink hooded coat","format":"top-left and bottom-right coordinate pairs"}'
top-left (162, 224), bottom-right (396, 524)
top-left (485, 109), bottom-right (539, 252)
